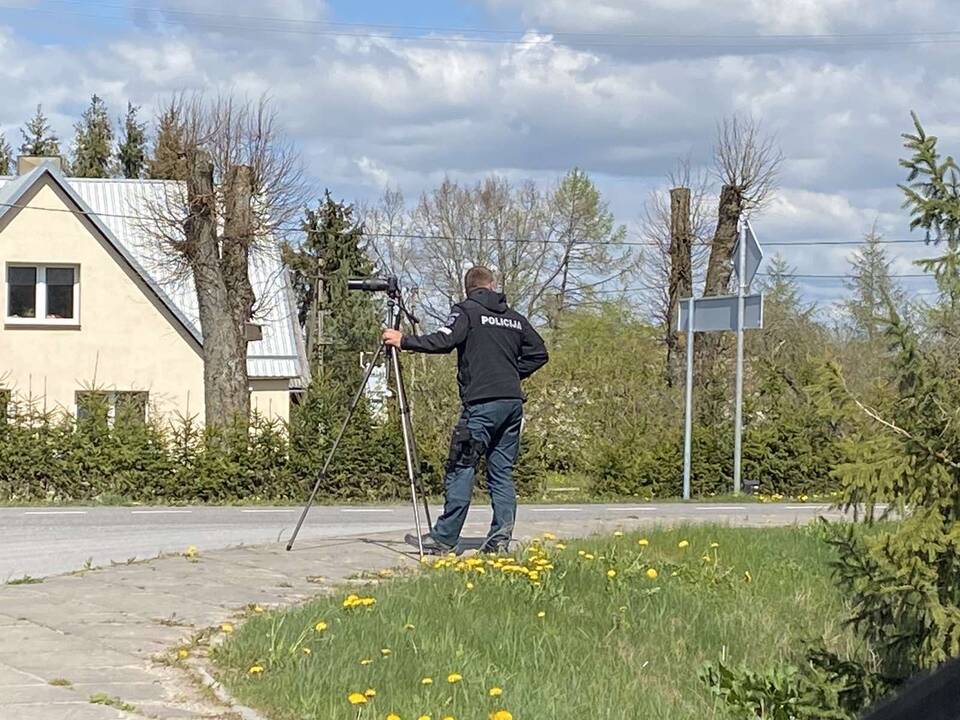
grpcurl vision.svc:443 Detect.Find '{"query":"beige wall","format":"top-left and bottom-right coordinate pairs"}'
top-left (250, 378), bottom-right (291, 425)
top-left (0, 177), bottom-right (290, 425)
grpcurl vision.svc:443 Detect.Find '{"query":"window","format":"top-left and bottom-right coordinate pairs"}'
top-left (76, 391), bottom-right (148, 425)
top-left (6, 264), bottom-right (79, 324)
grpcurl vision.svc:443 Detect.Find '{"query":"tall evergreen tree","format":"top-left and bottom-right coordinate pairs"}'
top-left (0, 133), bottom-right (12, 175)
top-left (71, 94), bottom-right (114, 178)
top-left (283, 191), bottom-right (379, 387)
top-left (843, 227), bottom-right (907, 340)
top-left (19, 105), bottom-right (60, 157)
top-left (147, 103), bottom-right (187, 180)
top-left (116, 102), bottom-right (147, 179)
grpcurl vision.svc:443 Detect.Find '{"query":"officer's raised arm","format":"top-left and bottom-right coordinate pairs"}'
top-left (518, 318), bottom-right (548, 379)
top-left (394, 308), bottom-right (469, 354)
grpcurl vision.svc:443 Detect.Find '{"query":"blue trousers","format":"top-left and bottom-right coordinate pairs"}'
top-left (431, 398), bottom-right (523, 549)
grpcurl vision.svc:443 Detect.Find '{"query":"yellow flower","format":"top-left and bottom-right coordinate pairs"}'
top-left (418, 716), bottom-right (431, 720)
top-left (387, 714), bottom-right (401, 720)
top-left (184, 545), bottom-right (199, 558)
top-left (421, 676), bottom-right (433, 685)
top-left (701, 555), bottom-right (711, 562)
top-left (466, 581), bottom-right (474, 590)
top-left (404, 623), bottom-right (416, 630)
top-left (638, 538), bottom-right (649, 546)
top-left (577, 550), bottom-right (586, 556)
top-left (744, 570), bottom-right (753, 583)
top-left (490, 711), bottom-right (513, 720)
top-left (381, 648), bottom-right (392, 656)
top-left (177, 648), bottom-right (188, 659)
top-left (584, 553), bottom-right (595, 560)
top-left (710, 542), bottom-right (720, 548)
top-left (248, 664), bottom-right (264, 674)
top-left (678, 540), bottom-right (689, 549)
top-left (613, 531), bottom-right (624, 537)
top-left (555, 543), bottom-right (566, 550)
top-left (447, 672), bottom-right (463, 683)
top-left (607, 569), bottom-right (617, 578)
top-left (360, 658), bottom-right (373, 665)
top-left (220, 623), bottom-right (234, 634)
top-left (301, 646), bottom-right (312, 655)
top-left (646, 568), bottom-right (658, 579)
top-left (364, 688), bottom-right (377, 698)
top-left (542, 532), bottom-right (557, 540)
top-left (489, 687), bottom-right (503, 697)
top-left (442, 716), bottom-right (455, 720)
top-left (253, 604), bottom-right (264, 613)
top-left (314, 621), bottom-right (328, 632)
top-left (537, 610), bottom-right (546, 618)
top-left (347, 692), bottom-right (367, 705)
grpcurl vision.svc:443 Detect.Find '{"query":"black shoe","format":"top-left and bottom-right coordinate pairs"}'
top-left (479, 537), bottom-right (512, 554)
top-left (405, 533), bottom-right (459, 556)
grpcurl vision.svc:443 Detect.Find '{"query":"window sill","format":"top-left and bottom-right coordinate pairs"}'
top-left (5, 318), bottom-right (81, 330)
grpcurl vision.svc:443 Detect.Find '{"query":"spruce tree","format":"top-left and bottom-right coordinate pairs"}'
top-left (843, 227), bottom-right (906, 341)
top-left (19, 105), bottom-right (60, 157)
top-left (283, 191), bottom-right (379, 388)
top-left (147, 103), bottom-right (187, 180)
top-left (71, 94), bottom-right (114, 178)
top-left (116, 102), bottom-right (147, 179)
top-left (0, 133), bottom-right (12, 175)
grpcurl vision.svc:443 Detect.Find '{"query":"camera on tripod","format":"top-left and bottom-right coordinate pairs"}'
top-left (347, 276), bottom-right (400, 296)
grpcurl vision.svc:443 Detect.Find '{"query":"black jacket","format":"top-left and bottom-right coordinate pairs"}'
top-left (401, 288), bottom-right (548, 405)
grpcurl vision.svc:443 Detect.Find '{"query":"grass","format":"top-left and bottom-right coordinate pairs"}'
top-left (88, 693), bottom-right (137, 712)
top-left (213, 524), bottom-right (862, 720)
top-left (5, 575), bottom-right (43, 585)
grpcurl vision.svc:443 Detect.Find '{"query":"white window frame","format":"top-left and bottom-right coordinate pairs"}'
top-left (5, 263), bottom-right (80, 326)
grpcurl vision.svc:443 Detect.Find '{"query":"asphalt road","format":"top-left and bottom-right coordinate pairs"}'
top-left (0, 502), bottom-right (846, 580)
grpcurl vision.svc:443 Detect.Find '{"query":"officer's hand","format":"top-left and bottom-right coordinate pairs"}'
top-left (382, 329), bottom-right (404, 348)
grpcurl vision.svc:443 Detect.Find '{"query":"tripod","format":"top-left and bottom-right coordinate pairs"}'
top-left (286, 290), bottom-right (434, 559)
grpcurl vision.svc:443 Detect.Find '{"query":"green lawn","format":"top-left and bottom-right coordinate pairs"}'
top-left (213, 525), bottom-right (860, 720)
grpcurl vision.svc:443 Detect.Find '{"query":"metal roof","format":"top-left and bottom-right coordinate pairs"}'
top-left (0, 167), bottom-right (306, 384)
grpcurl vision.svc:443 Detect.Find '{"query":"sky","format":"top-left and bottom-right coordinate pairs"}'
top-left (1, 0), bottom-right (958, 309)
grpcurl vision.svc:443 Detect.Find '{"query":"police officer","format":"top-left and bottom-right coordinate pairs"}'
top-left (382, 266), bottom-right (548, 554)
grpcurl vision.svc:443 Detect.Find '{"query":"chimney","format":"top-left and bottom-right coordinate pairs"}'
top-left (17, 155), bottom-right (63, 175)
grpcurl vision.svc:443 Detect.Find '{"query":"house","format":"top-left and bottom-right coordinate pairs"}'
top-left (0, 157), bottom-right (306, 424)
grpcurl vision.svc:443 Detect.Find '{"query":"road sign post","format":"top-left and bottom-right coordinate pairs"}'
top-left (679, 219), bottom-right (763, 500)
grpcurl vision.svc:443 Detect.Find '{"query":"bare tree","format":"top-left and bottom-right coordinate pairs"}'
top-left (141, 93), bottom-right (304, 427)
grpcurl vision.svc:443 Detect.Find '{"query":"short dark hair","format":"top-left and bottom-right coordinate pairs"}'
top-left (464, 266), bottom-right (495, 294)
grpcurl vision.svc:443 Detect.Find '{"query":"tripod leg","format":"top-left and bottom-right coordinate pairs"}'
top-left (395, 364), bottom-right (433, 530)
top-left (389, 345), bottom-right (426, 559)
top-left (286, 343), bottom-right (386, 551)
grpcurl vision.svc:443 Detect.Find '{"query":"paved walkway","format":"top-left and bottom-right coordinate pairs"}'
top-left (0, 505), bottom-right (839, 719)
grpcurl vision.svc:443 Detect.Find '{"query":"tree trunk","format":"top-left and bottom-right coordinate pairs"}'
top-left (186, 155), bottom-right (252, 426)
top-left (665, 187), bottom-right (693, 386)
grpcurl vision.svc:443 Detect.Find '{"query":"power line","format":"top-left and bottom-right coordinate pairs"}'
top-left (0, 197), bottom-right (948, 254)
top-left (4, 2), bottom-right (960, 50)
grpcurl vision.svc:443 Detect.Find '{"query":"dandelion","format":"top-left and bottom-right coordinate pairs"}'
top-left (365, 688), bottom-right (377, 698)
top-left (607, 569), bottom-right (617, 578)
top-left (184, 545), bottom-right (199, 559)
top-left (447, 672), bottom-right (463, 683)
top-left (418, 716), bottom-right (431, 720)
top-left (347, 692), bottom-right (367, 705)
top-left (253, 604), bottom-right (264, 613)
top-left (404, 623), bottom-right (416, 630)
top-left (490, 711), bottom-right (513, 720)
top-left (701, 555), bottom-right (711, 562)
top-left (646, 568), bottom-right (658, 579)
top-left (577, 550), bottom-right (586, 557)
top-left (542, 532), bottom-right (557, 540)
top-left (302, 647), bottom-right (311, 655)
top-left (314, 621), bottom-right (328, 632)
top-left (442, 716), bottom-right (455, 720)
top-left (466, 582), bottom-right (475, 590)
top-left (638, 538), bottom-right (649, 546)
top-left (613, 531), bottom-right (624, 537)
top-left (537, 610), bottom-right (546, 618)
top-left (710, 542), bottom-right (719, 549)
top-left (220, 623), bottom-right (234, 634)
top-left (744, 570), bottom-right (753, 583)
top-left (381, 648), bottom-right (392, 656)
top-left (555, 543), bottom-right (566, 550)
top-left (177, 648), bottom-right (188, 659)
top-left (387, 714), bottom-right (401, 720)
top-left (248, 665), bottom-right (264, 674)
top-left (360, 659), bottom-right (373, 665)
top-left (421, 677), bottom-right (433, 685)
top-left (584, 553), bottom-right (595, 560)
top-left (489, 687), bottom-right (503, 697)
top-left (678, 540), bottom-right (689, 549)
